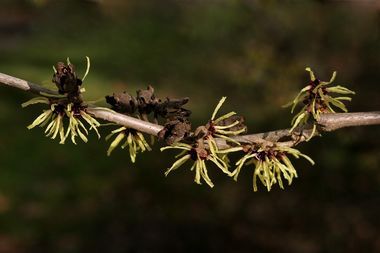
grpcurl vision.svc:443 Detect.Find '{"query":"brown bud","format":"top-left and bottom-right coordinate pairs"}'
top-left (158, 119), bottom-right (192, 145)
top-left (105, 91), bottom-right (138, 114)
top-left (53, 62), bottom-right (82, 95)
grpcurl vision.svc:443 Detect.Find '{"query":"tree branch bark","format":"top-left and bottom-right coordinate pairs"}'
top-left (1, 72), bottom-right (380, 148)
top-left (318, 112), bottom-right (380, 131)
top-left (86, 107), bottom-right (163, 136)
top-left (0, 72), bottom-right (58, 96)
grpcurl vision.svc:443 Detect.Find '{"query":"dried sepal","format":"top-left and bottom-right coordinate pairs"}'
top-left (53, 61), bottom-right (82, 95)
top-left (158, 118), bottom-right (192, 145)
top-left (106, 127), bottom-right (151, 162)
top-left (105, 92), bottom-right (138, 115)
top-left (106, 87), bottom-right (192, 145)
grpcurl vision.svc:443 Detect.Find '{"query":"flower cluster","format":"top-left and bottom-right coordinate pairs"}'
top-left (233, 145), bottom-right (314, 191)
top-left (22, 57), bottom-right (100, 144)
top-left (285, 67), bottom-right (355, 138)
top-left (204, 97), bottom-right (247, 144)
top-left (161, 97), bottom-right (246, 188)
top-left (22, 98), bottom-right (100, 144)
top-left (160, 143), bottom-right (230, 188)
top-left (106, 127), bottom-right (151, 162)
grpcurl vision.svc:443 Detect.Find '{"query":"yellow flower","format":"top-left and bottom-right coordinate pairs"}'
top-left (233, 145), bottom-right (314, 192)
top-left (106, 127), bottom-right (151, 162)
top-left (285, 67), bottom-right (355, 139)
top-left (22, 97), bottom-right (100, 144)
top-left (161, 142), bottom-right (233, 188)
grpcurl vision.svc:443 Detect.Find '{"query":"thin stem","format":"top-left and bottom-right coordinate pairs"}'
top-left (0, 72), bottom-right (58, 96)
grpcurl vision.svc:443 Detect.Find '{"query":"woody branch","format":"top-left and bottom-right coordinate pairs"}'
top-left (1, 72), bottom-right (380, 148)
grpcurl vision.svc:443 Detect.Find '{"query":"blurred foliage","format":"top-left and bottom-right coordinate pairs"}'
top-left (1, 0), bottom-right (380, 252)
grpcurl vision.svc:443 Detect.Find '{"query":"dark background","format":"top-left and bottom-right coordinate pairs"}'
top-left (0, 0), bottom-right (380, 252)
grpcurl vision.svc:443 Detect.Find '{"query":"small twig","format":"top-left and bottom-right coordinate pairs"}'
top-left (0, 72), bottom-right (58, 96)
top-left (318, 112), bottom-right (380, 131)
top-left (86, 107), bottom-right (163, 136)
top-left (1, 72), bottom-right (380, 148)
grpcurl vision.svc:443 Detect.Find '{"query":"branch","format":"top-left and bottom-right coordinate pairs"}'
top-left (86, 107), bottom-right (163, 136)
top-left (318, 112), bottom-right (380, 131)
top-left (0, 72), bottom-right (58, 96)
top-left (1, 72), bottom-right (380, 148)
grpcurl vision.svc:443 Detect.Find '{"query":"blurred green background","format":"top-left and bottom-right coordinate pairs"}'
top-left (1, 0), bottom-right (380, 252)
